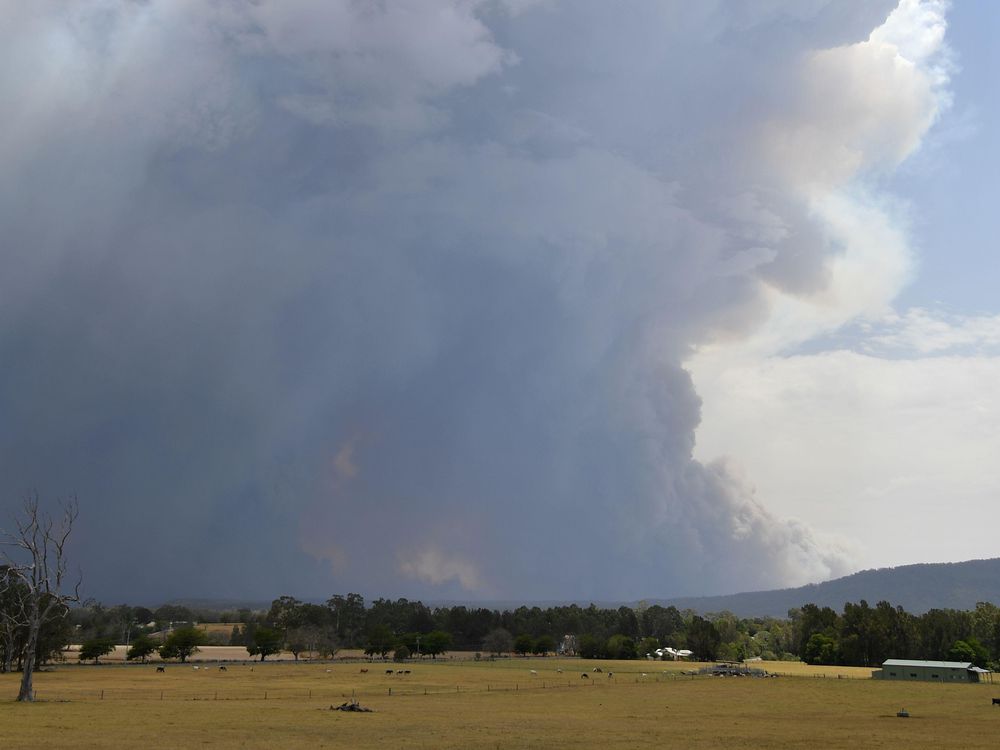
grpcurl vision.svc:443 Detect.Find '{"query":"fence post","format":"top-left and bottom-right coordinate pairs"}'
top-left (100, 690), bottom-right (104, 700)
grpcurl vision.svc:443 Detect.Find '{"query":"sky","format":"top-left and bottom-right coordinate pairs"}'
top-left (1, 0), bottom-right (996, 605)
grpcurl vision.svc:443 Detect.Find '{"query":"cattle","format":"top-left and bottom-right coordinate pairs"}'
top-left (607, 672), bottom-right (613, 678)
top-left (581, 673), bottom-right (589, 679)
top-left (592, 667), bottom-right (602, 673)
top-left (192, 666), bottom-right (199, 670)
top-left (530, 670), bottom-right (538, 676)
top-left (385, 669), bottom-right (394, 675)
top-left (403, 670), bottom-right (411, 674)
top-left (556, 668), bottom-right (563, 674)
top-left (360, 668), bottom-right (368, 674)
top-left (155, 666), bottom-right (165, 673)
top-left (641, 673), bottom-right (648, 679)
top-left (993, 698), bottom-right (1000, 706)
top-left (219, 666), bottom-right (227, 672)
top-left (397, 670), bottom-right (405, 675)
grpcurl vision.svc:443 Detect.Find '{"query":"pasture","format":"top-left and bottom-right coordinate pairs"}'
top-left (2, 658), bottom-right (997, 748)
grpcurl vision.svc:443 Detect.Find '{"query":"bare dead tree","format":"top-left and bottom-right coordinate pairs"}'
top-left (0, 493), bottom-right (81, 701)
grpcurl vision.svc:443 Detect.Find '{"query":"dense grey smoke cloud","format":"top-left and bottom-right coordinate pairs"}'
top-left (0, 0), bottom-right (939, 602)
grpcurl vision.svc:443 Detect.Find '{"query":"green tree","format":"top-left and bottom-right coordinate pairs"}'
top-left (970, 602), bottom-right (1000, 663)
top-left (364, 624), bottom-right (396, 658)
top-left (641, 605), bottom-right (685, 643)
top-left (948, 638), bottom-right (989, 668)
top-left (803, 633), bottom-right (839, 665)
top-left (606, 634), bottom-right (637, 660)
top-left (577, 634), bottom-right (605, 659)
top-left (686, 616), bottom-right (721, 661)
top-left (791, 604), bottom-right (839, 657)
top-left (420, 630), bottom-right (452, 659)
top-left (159, 626), bottom-right (207, 663)
top-left (393, 644), bottom-right (411, 662)
top-left (78, 638), bottom-right (115, 663)
top-left (514, 633), bottom-right (534, 656)
top-left (248, 627), bottom-right (284, 662)
top-left (533, 634), bottom-right (556, 656)
top-left (267, 596), bottom-right (304, 631)
top-left (327, 593), bottom-right (366, 647)
top-left (126, 635), bottom-right (158, 663)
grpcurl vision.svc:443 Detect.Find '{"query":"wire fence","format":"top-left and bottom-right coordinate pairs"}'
top-left (26, 671), bottom-right (724, 703)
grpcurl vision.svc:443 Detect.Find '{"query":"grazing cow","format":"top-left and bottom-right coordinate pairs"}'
top-left (581, 673), bottom-right (589, 679)
top-left (385, 669), bottom-right (394, 675)
top-left (397, 670), bottom-right (405, 675)
top-left (193, 666), bottom-right (199, 670)
top-left (403, 670), bottom-right (411, 674)
top-left (155, 666), bottom-right (165, 673)
top-left (641, 673), bottom-right (648, 679)
top-left (556, 668), bottom-right (563, 674)
top-left (607, 672), bottom-right (613, 679)
top-left (993, 698), bottom-right (1000, 706)
top-left (219, 666), bottom-right (227, 672)
top-left (593, 667), bottom-right (602, 673)
top-left (360, 668), bottom-right (368, 674)
top-left (530, 670), bottom-right (538, 676)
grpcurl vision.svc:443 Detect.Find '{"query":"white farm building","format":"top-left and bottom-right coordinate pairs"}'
top-left (871, 659), bottom-right (993, 683)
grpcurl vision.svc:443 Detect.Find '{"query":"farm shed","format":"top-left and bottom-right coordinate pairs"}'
top-left (871, 659), bottom-right (993, 683)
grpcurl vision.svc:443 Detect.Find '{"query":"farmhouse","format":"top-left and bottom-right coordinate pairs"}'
top-left (871, 659), bottom-right (993, 683)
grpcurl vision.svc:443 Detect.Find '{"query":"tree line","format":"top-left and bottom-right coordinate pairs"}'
top-left (57, 594), bottom-right (1000, 670)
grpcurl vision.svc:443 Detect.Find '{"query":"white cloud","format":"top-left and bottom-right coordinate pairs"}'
top-left (399, 547), bottom-right (483, 591)
top-left (864, 308), bottom-right (1000, 355)
top-left (688, 0), bottom-right (985, 575)
top-left (691, 347), bottom-right (1000, 569)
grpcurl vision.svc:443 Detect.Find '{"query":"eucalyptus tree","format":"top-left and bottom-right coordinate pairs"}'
top-left (0, 495), bottom-right (81, 701)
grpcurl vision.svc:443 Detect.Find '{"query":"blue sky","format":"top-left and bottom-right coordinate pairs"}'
top-left (894, 0), bottom-right (999, 312)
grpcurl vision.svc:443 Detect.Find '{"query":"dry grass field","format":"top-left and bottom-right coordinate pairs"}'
top-left (2, 658), bottom-right (997, 748)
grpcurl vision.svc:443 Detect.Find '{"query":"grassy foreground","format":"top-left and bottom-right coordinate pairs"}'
top-left (2, 658), bottom-right (997, 748)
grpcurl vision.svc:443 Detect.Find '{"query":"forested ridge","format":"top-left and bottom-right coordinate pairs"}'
top-left (654, 558), bottom-right (1000, 617)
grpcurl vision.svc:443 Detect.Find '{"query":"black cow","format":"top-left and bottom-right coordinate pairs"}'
top-left (992, 698), bottom-right (1000, 706)
top-left (155, 666), bottom-right (165, 673)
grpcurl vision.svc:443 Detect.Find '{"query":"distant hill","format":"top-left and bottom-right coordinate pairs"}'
top-left (649, 558), bottom-right (1000, 618)
top-left (151, 559), bottom-right (1000, 619)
